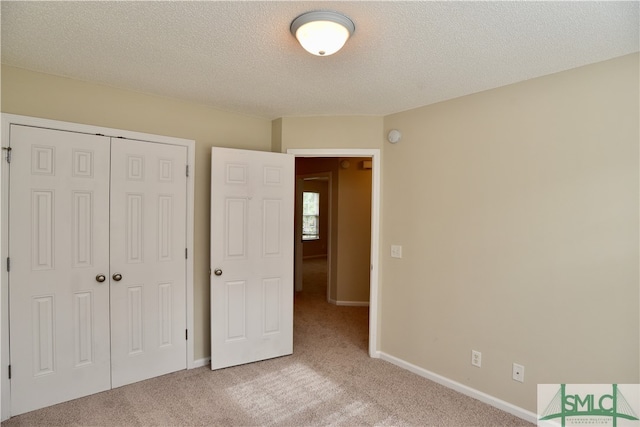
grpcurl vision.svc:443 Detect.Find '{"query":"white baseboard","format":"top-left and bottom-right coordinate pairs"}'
top-left (327, 298), bottom-right (369, 307)
top-left (378, 352), bottom-right (538, 424)
top-left (302, 254), bottom-right (328, 259)
top-left (336, 300), bottom-right (369, 307)
top-left (192, 357), bottom-right (211, 368)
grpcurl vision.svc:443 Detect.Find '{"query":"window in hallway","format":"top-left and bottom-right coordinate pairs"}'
top-left (302, 191), bottom-right (319, 240)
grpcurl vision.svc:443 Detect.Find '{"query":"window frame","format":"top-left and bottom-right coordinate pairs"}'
top-left (302, 191), bottom-right (320, 241)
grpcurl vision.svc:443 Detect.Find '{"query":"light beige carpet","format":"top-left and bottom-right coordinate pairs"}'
top-left (2, 258), bottom-right (534, 426)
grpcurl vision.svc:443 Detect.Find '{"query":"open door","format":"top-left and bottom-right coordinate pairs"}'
top-left (210, 148), bottom-right (294, 370)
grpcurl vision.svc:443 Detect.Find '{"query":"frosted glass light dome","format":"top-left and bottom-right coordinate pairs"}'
top-left (291, 11), bottom-right (355, 56)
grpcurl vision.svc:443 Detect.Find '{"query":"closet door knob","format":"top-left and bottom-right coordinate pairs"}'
top-left (96, 274), bottom-right (106, 283)
top-left (112, 273), bottom-right (123, 281)
top-left (214, 269), bottom-right (223, 276)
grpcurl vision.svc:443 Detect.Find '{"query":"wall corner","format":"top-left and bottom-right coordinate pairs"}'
top-left (271, 118), bottom-right (283, 153)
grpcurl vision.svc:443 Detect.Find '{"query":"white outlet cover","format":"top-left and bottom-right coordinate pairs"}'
top-left (513, 363), bottom-right (525, 382)
top-left (391, 245), bottom-right (402, 258)
top-left (471, 350), bottom-right (481, 368)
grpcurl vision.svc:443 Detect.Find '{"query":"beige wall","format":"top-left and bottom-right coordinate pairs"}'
top-left (279, 116), bottom-right (383, 152)
top-left (381, 53), bottom-right (639, 412)
top-left (1, 65), bottom-right (273, 361)
top-left (271, 118), bottom-right (282, 153)
top-left (337, 158), bottom-right (372, 303)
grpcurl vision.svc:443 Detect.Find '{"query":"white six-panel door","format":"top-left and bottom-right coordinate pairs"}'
top-left (9, 125), bottom-right (112, 415)
top-left (110, 139), bottom-right (187, 387)
top-left (210, 147), bottom-right (294, 370)
top-left (8, 125), bottom-right (188, 414)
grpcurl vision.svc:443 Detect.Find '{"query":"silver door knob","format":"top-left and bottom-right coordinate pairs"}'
top-left (214, 269), bottom-right (223, 276)
top-left (112, 273), bottom-right (123, 281)
top-left (96, 274), bottom-right (106, 283)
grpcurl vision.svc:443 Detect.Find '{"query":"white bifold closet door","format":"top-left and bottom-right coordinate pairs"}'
top-left (9, 125), bottom-right (112, 415)
top-left (9, 125), bottom-right (187, 415)
top-left (109, 138), bottom-right (187, 388)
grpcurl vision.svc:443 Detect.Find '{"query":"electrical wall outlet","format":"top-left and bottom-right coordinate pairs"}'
top-left (391, 245), bottom-right (402, 258)
top-left (471, 350), bottom-right (481, 368)
top-left (512, 363), bottom-right (524, 382)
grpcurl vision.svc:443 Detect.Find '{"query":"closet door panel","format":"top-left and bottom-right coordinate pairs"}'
top-left (9, 125), bottom-right (111, 415)
top-left (109, 138), bottom-right (187, 388)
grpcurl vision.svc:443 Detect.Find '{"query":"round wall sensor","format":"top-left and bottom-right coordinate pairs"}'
top-left (387, 129), bottom-right (402, 144)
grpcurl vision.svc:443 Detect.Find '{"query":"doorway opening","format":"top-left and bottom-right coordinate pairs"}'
top-left (295, 171), bottom-right (332, 303)
top-left (289, 149), bottom-right (380, 358)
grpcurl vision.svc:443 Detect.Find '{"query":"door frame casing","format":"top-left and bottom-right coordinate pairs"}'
top-left (0, 114), bottom-right (196, 421)
top-left (287, 149), bottom-right (381, 359)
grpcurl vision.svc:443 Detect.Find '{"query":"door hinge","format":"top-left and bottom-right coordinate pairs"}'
top-left (6, 257), bottom-right (10, 272)
top-left (185, 329), bottom-right (188, 340)
top-left (186, 165), bottom-right (189, 177)
top-left (2, 147), bottom-right (12, 163)
top-left (8, 364), bottom-right (11, 379)
top-left (185, 248), bottom-right (188, 259)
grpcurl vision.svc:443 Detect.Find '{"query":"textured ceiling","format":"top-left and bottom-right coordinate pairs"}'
top-left (1, 1), bottom-right (638, 119)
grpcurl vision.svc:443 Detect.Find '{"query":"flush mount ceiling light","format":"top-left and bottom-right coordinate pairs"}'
top-left (290, 11), bottom-right (355, 56)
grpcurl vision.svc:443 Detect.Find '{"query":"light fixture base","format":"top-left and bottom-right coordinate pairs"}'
top-left (291, 11), bottom-right (355, 56)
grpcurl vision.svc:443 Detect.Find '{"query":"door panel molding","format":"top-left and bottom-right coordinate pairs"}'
top-left (1, 114), bottom-right (196, 421)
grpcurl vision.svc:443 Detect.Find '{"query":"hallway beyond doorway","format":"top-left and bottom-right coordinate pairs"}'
top-left (296, 256), bottom-right (369, 354)
top-left (300, 257), bottom-right (328, 296)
